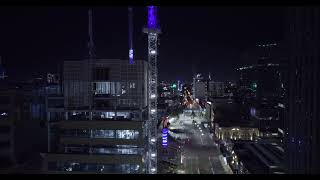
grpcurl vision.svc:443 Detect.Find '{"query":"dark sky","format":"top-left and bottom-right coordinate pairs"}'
top-left (0, 6), bottom-right (284, 82)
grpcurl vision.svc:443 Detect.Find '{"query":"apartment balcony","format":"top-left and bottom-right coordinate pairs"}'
top-left (59, 137), bottom-right (143, 147)
top-left (56, 120), bottom-right (144, 130)
top-left (42, 153), bottom-right (143, 171)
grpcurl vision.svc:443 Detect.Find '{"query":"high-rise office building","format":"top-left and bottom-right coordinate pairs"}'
top-left (207, 81), bottom-right (225, 98)
top-left (192, 73), bottom-right (207, 101)
top-left (285, 7), bottom-right (320, 174)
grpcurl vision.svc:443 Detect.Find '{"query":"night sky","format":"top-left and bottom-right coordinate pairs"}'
top-left (0, 6), bottom-right (284, 82)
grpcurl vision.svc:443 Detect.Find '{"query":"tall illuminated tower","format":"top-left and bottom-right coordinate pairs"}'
top-left (143, 6), bottom-right (161, 174)
top-left (128, 7), bottom-right (134, 64)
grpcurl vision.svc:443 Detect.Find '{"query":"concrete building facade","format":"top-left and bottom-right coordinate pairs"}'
top-left (43, 59), bottom-right (149, 173)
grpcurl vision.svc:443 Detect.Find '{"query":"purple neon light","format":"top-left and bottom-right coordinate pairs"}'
top-left (148, 6), bottom-right (157, 28)
top-left (162, 128), bottom-right (168, 133)
top-left (129, 49), bottom-right (134, 64)
top-left (162, 128), bottom-right (168, 147)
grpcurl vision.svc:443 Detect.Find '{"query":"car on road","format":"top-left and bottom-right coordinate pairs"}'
top-left (185, 138), bottom-right (192, 145)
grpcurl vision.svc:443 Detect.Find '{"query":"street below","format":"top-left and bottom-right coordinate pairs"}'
top-left (168, 111), bottom-right (230, 174)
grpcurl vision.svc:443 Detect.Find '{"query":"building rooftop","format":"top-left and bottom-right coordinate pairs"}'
top-left (237, 63), bottom-right (280, 71)
top-left (233, 141), bottom-right (284, 174)
top-left (214, 101), bottom-right (255, 127)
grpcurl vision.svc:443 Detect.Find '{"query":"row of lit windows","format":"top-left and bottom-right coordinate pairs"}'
top-left (48, 162), bottom-right (140, 173)
top-left (60, 129), bottom-right (140, 140)
top-left (64, 146), bottom-right (143, 155)
top-left (93, 82), bottom-right (137, 96)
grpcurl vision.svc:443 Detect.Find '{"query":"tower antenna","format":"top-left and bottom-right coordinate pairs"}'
top-left (88, 9), bottom-right (96, 59)
top-left (128, 7), bottom-right (134, 64)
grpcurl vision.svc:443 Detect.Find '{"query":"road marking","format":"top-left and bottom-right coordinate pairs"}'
top-left (209, 156), bottom-right (215, 174)
top-left (196, 156), bottom-right (200, 174)
top-left (200, 133), bottom-right (204, 145)
top-left (211, 168), bottom-right (215, 174)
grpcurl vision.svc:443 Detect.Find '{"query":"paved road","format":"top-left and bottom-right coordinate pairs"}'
top-left (169, 112), bottom-right (228, 174)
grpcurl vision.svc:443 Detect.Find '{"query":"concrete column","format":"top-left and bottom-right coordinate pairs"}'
top-left (47, 112), bottom-right (50, 153)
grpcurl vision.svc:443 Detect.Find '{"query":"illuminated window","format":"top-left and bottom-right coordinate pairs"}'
top-left (129, 82), bottom-right (136, 89)
top-left (116, 130), bottom-right (139, 139)
top-left (94, 82), bottom-right (121, 96)
top-left (92, 130), bottom-right (115, 138)
top-left (0, 112), bottom-right (8, 118)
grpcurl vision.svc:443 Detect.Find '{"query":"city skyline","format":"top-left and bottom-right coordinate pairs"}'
top-left (0, 4), bottom-right (319, 174)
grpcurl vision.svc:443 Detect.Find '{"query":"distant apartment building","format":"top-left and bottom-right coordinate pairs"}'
top-left (42, 59), bottom-right (148, 173)
top-left (192, 74), bottom-right (207, 101)
top-left (237, 63), bottom-right (286, 101)
top-left (207, 81), bottom-right (225, 98)
top-left (237, 60), bottom-right (287, 139)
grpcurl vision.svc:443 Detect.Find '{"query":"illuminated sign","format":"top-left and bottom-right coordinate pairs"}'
top-left (162, 128), bottom-right (168, 147)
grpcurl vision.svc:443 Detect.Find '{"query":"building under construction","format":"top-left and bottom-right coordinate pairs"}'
top-left (41, 8), bottom-right (152, 173)
top-left (42, 58), bottom-right (148, 173)
top-left (41, 5), bottom-right (162, 173)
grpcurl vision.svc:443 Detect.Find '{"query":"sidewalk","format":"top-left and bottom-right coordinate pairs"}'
top-left (219, 155), bottom-right (233, 174)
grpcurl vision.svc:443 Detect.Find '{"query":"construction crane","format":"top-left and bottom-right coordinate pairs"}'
top-left (128, 7), bottom-right (134, 64)
top-left (88, 9), bottom-right (96, 60)
top-left (87, 8), bottom-right (95, 109)
top-left (143, 6), bottom-right (161, 174)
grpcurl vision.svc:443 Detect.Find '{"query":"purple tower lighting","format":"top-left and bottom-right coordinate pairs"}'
top-left (128, 7), bottom-right (134, 65)
top-left (147, 6), bottom-right (157, 29)
top-left (162, 128), bottom-right (168, 147)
